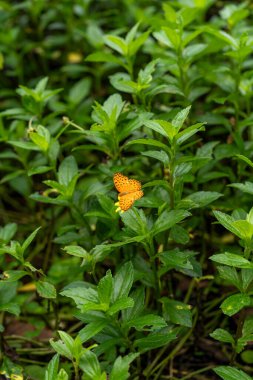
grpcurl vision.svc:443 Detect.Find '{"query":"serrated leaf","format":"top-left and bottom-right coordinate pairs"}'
top-left (210, 252), bottom-right (253, 269)
top-left (79, 350), bottom-right (103, 380)
top-left (78, 320), bottom-right (107, 343)
top-left (213, 366), bottom-right (252, 380)
top-left (126, 138), bottom-right (170, 153)
top-left (134, 328), bottom-right (177, 352)
top-left (36, 281), bottom-right (56, 299)
top-left (125, 314), bottom-right (167, 331)
top-left (162, 298), bottom-right (192, 327)
top-left (220, 294), bottom-right (251, 316)
top-left (45, 354), bottom-right (59, 380)
top-left (210, 328), bottom-right (235, 344)
top-left (112, 262), bottom-right (134, 302)
top-left (152, 209), bottom-right (191, 236)
top-left (110, 353), bottom-right (139, 380)
top-left (97, 270), bottom-right (113, 305)
top-left (108, 296), bottom-right (134, 315)
top-left (58, 156), bottom-right (78, 187)
top-left (213, 211), bottom-right (246, 239)
top-left (172, 106), bottom-right (191, 130)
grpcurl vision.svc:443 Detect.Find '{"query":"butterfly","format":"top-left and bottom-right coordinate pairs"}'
top-left (113, 172), bottom-right (144, 212)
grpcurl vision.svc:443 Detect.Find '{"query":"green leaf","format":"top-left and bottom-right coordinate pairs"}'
top-left (78, 320), bottom-right (108, 343)
top-left (213, 366), bottom-right (252, 380)
top-left (0, 302), bottom-right (20, 316)
top-left (128, 30), bottom-right (150, 56)
top-left (63, 245), bottom-right (90, 259)
top-left (104, 35), bottom-right (128, 55)
top-left (36, 281), bottom-right (56, 299)
top-left (112, 262), bottom-right (134, 302)
top-left (179, 191), bottom-right (222, 209)
top-left (0, 223), bottom-right (17, 244)
top-left (241, 350), bottom-right (253, 364)
top-left (204, 27), bottom-right (239, 48)
top-left (220, 294), bottom-right (251, 316)
top-left (125, 314), bottom-right (167, 331)
top-left (58, 156), bottom-right (78, 187)
top-left (45, 354), bottom-right (59, 380)
top-left (98, 270), bottom-right (113, 305)
top-left (8, 140), bottom-right (40, 151)
top-left (134, 328), bottom-right (177, 352)
top-left (121, 208), bottom-right (147, 235)
top-left (79, 351), bottom-right (103, 380)
top-left (122, 287), bottom-right (145, 322)
top-left (241, 269), bottom-right (253, 292)
top-left (141, 150), bottom-right (170, 165)
top-left (58, 331), bottom-right (74, 353)
top-left (176, 123), bottom-right (205, 145)
top-left (213, 211), bottom-right (246, 239)
top-left (229, 182), bottom-right (253, 195)
top-left (232, 220), bottom-right (253, 241)
top-left (170, 225), bottom-right (189, 244)
top-left (163, 26), bottom-right (180, 49)
top-left (152, 209), bottom-right (191, 236)
top-left (108, 296), bottom-right (134, 315)
top-left (1, 270), bottom-right (27, 282)
top-left (210, 328), bottom-right (235, 344)
top-left (162, 298), bottom-right (192, 327)
top-left (29, 130), bottom-right (49, 151)
top-left (85, 52), bottom-right (124, 67)
top-left (61, 287), bottom-right (98, 310)
top-left (30, 193), bottom-right (69, 206)
top-left (172, 106), bottom-right (191, 130)
top-left (217, 266), bottom-right (242, 291)
top-left (126, 138), bottom-right (170, 154)
top-left (22, 226), bottom-right (41, 253)
top-left (237, 317), bottom-right (253, 353)
top-left (110, 353), bottom-right (139, 380)
top-left (50, 338), bottom-right (72, 361)
top-left (159, 249), bottom-right (194, 271)
top-left (236, 154), bottom-right (253, 168)
top-left (96, 193), bottom-right (115, 216)
top-left (56, 369), bottom-right (69, 380)
top-left (69, 78), bottom-right (91, 104)
top-left (28, 165), bottom-right (53, 176)
top-left (210, 252), bottom-right (253, 269)
top-left (143, 120), bottom-right (168, 137)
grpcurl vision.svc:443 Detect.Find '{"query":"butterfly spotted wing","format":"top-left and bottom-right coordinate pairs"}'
top-left (113, 173), bottom-right (143, 211)
top-left (118, 190), bottom-right (144, 211)
top-left (113, 173), bottom-right (142, 194)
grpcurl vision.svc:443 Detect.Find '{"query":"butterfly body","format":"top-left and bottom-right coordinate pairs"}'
top-left (113, 173), bottom-right (143, 212)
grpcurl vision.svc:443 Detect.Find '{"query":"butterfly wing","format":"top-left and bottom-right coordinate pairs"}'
top-left (114, 172), bottom-right (142, 193)
top-left (118, 190), bottom-right (144, 211)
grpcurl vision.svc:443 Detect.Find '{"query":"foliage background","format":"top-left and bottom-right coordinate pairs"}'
top-left (1, 1), bottom-right (253, 379)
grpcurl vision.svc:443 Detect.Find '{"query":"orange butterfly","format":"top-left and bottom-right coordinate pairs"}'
top-left (113, 172), bottom-right (144, 212)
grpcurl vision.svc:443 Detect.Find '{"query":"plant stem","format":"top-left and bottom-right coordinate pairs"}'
top-left (148, 239), bottom-right (161, 301)
top-left (180, 365), bottom-right (215, 380)
top-left (151, 309), bottom-right (198, 379)
top-left (73, 361), bottom-right (80, 380)
top-left (230, 308), bottom-right (246, 365)
top-left (230, 244), bottom-right (251, 363)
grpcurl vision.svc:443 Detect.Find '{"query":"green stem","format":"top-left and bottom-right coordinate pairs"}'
top-left (169, 143), bottom-right (176, 209)
top-left (152, 310), bottom-right (198, 379)
top-left (148, 239), bottom-right (161, 301)
top-left (180, 365), bottom-right (215, 380)
top-left (230, 308), bottom-right (246, 365)
top-left (73, 360), bottom-right (80, 380)
top-left (233, 60), bottom-right (242, 132)
top-left (231, 244), bottom-right (252, 363)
